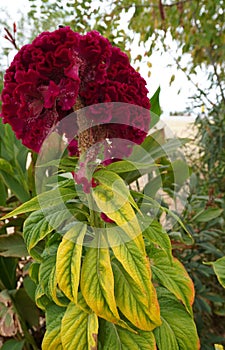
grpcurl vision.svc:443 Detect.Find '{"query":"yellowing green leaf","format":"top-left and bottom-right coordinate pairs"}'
top-left (80, 234), bottom-right (119, 323)
top-left (61, 301), bottom-right (98, 350)
top-left (39, 245), bottom-right (68, 308)
top-left (100, 320), bottom-right (157, 349)
top-left (56, 223), bottom-right (87, 303)
top-left (23, 206), bottom-right (72, 260)
top-left (150, 248), bottom-right (195, 315)
top-left (107, 226), bottom-right (155, 306)
top-left (112, 259), bottom-right (161, 331)
top-left (93, 169), bottom-right (139, 212)
top-left (1, 187), bottom-right (76, 220)
top-left (35, 283), bottom-right (51, 311)
top-left (93, 184), bottom-right (142, 242)
top-left (42, 304), bottom-right (65, 350)
top-left (39, 250), bottom-right (56, 299)
top-left (154, 288), bottom-right (200, 350)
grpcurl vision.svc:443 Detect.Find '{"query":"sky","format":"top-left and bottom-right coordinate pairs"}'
top-left (0, 0), bottom-right (202, 116)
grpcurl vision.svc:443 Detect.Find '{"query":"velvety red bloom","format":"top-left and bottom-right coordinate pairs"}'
top-left (1, 27), bottom-right (150, 153)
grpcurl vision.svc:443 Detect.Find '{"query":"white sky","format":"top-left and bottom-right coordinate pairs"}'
top-left (0, 0), bottom-right (204, 116)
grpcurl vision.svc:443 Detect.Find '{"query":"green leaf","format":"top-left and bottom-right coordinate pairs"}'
top-left (141, 129), bottom-right (165, 156)
top-left (29, 262), bottom-right (40, 284)
top-left (0, 233), bottom-right (28, 257)
top-left (42, 304), bottom-right (65, 350)
top-left (140, 134), bottom-right (189, 162)
top-left (35, 283), bottom-right (51, 311)
top-left (80, 233), bottom-right (120, 323)
top-left (11, 288), bottom-right (39, 328)
top-left (142, 218), bottom-right (172, 262)
top-left (1, 339), bottom-right (25, 350)
top-left (0, 158), bottom-right (14, 175)
top-left (143, 175), bottom-right (162, 198)
top-left (150, 248), bottom-right (194, 315)
top-left (105, 160), bottom-right (155, 174)
top-left (191, 208), bottom-right (223, 223)
top-left (39, 243), bottom-right (68, 307)
top-left (168, 159), bottom-right (190, 188)
top-left (39, 248), bottom-right (56, 296)
top-left (0, 170), bottom-right (30, 202)
top-left (61, 301), bottom-right (98, 350)
top-left (0, 257), bottom-right (17, 290)
top-left (132, 191), bottom-right (192, 239)
top-left (0, 177), bottom-right (7, 206)
top-left (154, 288), bottom-right (200, 350)
top-left (23, 275), bottom-right (37, 302)
top-left (56, 223), bottom-right (87, 303)
top-left (23, 206), bottom-right (72, 260)
top-left (1, 187), bottom-right (76, 220)
top-left (210, 256), bottom-right (225, 288)
top-left (100, 320), bottom-right (156, 349)
top-left (150, 87), bottom-right (162, 127)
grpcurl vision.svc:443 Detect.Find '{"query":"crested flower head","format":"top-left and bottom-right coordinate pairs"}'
top-left (1, 27), bottom-right (150, 153)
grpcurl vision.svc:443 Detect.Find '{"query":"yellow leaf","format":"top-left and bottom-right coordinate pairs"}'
top-left (56, 223), bottom-right (86, 303)
top-left (61, 302), bottom-right (98, 350)
top-left (80, 234), bottom-right (119, 323)
top-left (112, 259), bottom-right (161, 331)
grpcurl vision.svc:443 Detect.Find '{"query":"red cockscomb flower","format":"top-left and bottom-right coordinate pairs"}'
top-left (1, 27), bottom-right (150, 154)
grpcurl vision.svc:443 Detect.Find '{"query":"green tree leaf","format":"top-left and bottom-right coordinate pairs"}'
top-left (150, 248), bottom-right (195, 315)
top-left (154, 288), bottom-right (200, 350)
top-left (42, 304), bottom-right (65, 350)
top-left (210, 256), bottom-right (225, 288)
top-left (142, 219), bottom-right (172, 262)
top-left (61, 301), bottom-right (98, 350)
top-left (99, 319), bottom-right (156, 349)
top-left (191, 208), bottom-right (223, 223)
top-left (56, 223), bottom-right (87, 303)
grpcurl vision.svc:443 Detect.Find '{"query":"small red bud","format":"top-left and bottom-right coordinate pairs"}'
top-left (13, 22), bottom-right (17, 33)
